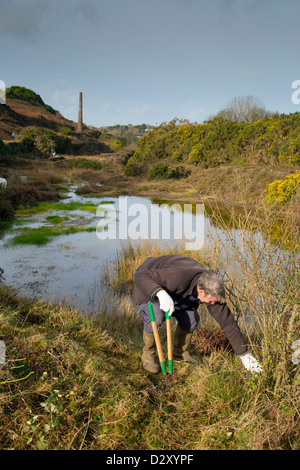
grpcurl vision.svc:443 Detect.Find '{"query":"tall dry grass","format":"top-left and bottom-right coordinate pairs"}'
top-left (101, 193), bottom-right (300, 449)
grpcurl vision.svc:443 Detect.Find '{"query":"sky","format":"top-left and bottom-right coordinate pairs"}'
top-left (0, 0), bottom-right (300, 127)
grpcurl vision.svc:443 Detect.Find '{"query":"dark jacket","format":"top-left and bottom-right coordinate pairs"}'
top-left (133, 255), bottom-right (248, 356)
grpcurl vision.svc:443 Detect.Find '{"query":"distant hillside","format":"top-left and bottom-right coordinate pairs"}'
top-left (0, 86), bottom-right (112, 156)
top-left (0, 86), bottom-right (78, 141)
top-left (98, 123), bottom-right (155, 142)
top-left (0, 98), bottom-right (76, 141)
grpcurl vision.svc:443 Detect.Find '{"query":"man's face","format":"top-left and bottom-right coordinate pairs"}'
top-left (197, 287), bottom-right (218, 305)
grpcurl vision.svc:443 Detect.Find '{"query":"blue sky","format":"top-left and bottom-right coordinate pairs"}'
top-left (0, 0), bottom-right (300, 126)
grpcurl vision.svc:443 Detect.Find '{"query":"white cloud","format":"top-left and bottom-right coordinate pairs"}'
top-left (52, 88), bottom-right (80, 118)
top-left (179, 102), bottom-right (205, 122)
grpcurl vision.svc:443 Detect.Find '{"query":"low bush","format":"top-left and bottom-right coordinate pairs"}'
top-left (18, 127), bottom-right (71, 158)
top-left (124, 158), bottom-right (142, 176)
top-left (131, 113), bottom-right (300, 169)
top-left (0, 195), bottom-right (14, 222)
top-left (0, 139), bottom-right (10, 155)
top-left (147, 162), bottom-right (189, 180)
top-left (264, 171), bottom-right (300, 205)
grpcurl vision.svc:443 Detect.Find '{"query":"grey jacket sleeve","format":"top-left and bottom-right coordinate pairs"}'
top-left (206, 302), bottom-right (248, 356)
top-left (133, 269), bottom-right (163, 300)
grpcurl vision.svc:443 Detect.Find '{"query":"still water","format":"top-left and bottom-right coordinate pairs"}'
top-left (0, 185), bottom-right (246, 313)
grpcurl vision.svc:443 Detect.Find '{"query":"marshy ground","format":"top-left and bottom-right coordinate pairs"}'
top-left (0, 156), bottom-right (299, 450)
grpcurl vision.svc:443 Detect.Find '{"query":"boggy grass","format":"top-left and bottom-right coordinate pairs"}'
top-left (0, 200), bottom-right (299, 450)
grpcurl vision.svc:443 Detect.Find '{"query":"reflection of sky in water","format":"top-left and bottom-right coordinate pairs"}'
top-left (0, 189), bottom-right (260, 313)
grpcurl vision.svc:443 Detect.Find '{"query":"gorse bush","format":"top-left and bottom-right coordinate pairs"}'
top-left (124, 159), bottom-right (142, 176)
top-left (126, 113), bottom-right (300, 171)
top-left (264, 171), bottom-right (300, 205)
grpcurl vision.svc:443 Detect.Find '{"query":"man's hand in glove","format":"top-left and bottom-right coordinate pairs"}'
top-left (156, 290), bottom-right (175, 315)
top-left (240, 352), bottom-right (262, 374)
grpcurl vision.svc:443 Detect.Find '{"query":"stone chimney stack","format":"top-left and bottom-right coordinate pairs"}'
top-left (77, 92), bottom-right (83, 133)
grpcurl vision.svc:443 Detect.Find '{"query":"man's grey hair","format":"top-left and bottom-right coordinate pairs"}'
top-left (197, 272), bottom-right (226, 304)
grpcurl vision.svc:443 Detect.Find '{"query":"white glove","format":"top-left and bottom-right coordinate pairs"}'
top-left (156, 290), bottom-right (175, 315)
top-left (240, 353), bottom-right (262, 374)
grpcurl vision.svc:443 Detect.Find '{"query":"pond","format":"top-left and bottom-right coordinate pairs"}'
top-left (0, 183), bottom-right (251, 313)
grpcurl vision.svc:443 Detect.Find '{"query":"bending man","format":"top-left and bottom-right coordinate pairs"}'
top-left (133, 254), bottom-right (262, 374)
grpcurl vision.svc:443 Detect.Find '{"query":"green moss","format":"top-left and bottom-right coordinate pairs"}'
top-left (46, 215), bottom-right (70, 224)
top-left (8, 225), bottom-right (98, 245)
top-left (16, 201), bottom-right (100, 216)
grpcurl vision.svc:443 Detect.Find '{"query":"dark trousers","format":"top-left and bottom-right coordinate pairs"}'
top-left (138, 297), bottom-right (200, 335)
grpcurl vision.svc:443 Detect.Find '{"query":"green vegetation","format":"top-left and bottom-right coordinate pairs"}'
top-left (19, 127), bottom-right (71, 158)
top-left (0, 153), bottom-right (299, 449)
top-left (1, 92), bottom-right (300, 448)
top-left (147, 162), bottom-right (190, 180)
top-left (16, 201), bottom-right (100, 216)
top-left (0, 139), bottom-right (10, 155)
top-left (126, 113), bottom-right (300, 175)
top-left (264, 170), bottom-right (300, 205)
top-left (0, 175), bottom-right (62, 226)
top-left (8, 225), bottom-right (96, 246)
top-left (66, 158), bottom-right (102, 170)
top-left (46, 215), bottom-right (70, 224)
top-left (7, 86), bottom-right (57, 114)
top-left (7, 86), bottom-right (46, 106)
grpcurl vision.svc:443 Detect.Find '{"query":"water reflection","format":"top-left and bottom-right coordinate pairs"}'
top-left (0, 193), bottom-right (208, 313)
top-left (0, 188), bottom-right (294, 314)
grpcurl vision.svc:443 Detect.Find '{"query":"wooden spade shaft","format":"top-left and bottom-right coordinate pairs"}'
top-left (148, 301), bottom-right (166, 374)
top-left (166, 312), bottom-right (173, 374)
top-left (148, 301), bottom-right (173, 375)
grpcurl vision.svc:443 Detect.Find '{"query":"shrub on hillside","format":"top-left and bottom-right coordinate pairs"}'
top-left (124, 157), bottom-right (143, 176)
top-left (264, 171), bottom-right (300, 205)
top-left (6, 86), bottom-right (58, 115)
top-left (147, 162), bottom-right (189, 180)
top-left (130, 113), bottom-right (300, 169)
top-left (6, 86), bottom-right (45, 105)
top-left (19, 127), bottom-right (70, 158)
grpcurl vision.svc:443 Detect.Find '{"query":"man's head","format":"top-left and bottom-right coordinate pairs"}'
top-left (196, 272), bottom-right (226, 305)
